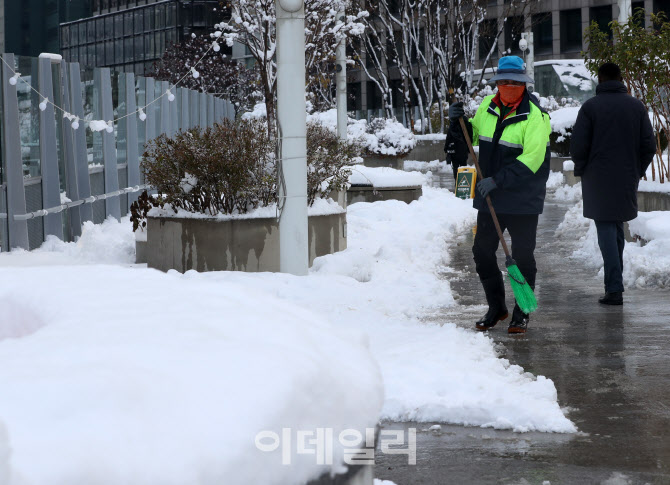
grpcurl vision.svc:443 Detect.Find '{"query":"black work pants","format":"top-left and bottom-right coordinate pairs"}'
top-left (472, 211), bottom-right (539, 289)
top-left (594, 220), bottom-right (625, 293)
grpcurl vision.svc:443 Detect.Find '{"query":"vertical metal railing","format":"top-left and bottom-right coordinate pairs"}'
top-left (0, 53), bottom-right (232, 252)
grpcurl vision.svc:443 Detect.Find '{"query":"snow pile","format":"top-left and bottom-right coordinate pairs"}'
top-left (349, 165), bottom-right (427, 188)
top-left (88, 119), bottom-right (110, 132)
top-left (557, 201), bottom-right (670, 288)
top-left (308, 109), bottom-right (416, 156)
top-left (553, 182), bottom-right (582, 202)
top-left (549, 107), bottom-right (580, 139)
top-left (639, 159), bottom-right (670, 193)
top-left (0, 217), bottom-right (135, 267)
top-left (0, 266), bottom-right (383, 484)
top-left (546, 171), bottom-right (565, 190)
top-left (563, 160), bottom-right (575, 171)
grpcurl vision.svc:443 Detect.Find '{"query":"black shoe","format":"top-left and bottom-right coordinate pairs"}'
top-left (475, 273), bottom-right (508, 331)
top-left (508, 305), bottom-right (529, 334)
top-left (599, 292), bottom-right (623, 305)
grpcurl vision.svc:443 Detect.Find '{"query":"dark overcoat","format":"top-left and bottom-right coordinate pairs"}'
top-left (570, 81), bottom-right (657, 222)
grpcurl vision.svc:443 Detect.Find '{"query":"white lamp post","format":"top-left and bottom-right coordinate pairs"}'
top-left (276, 0), bottom-right (309, 275)
top-left (520, 32), bottom-right (534, 93)
top-left (335, 10), bottom-right (347, 141)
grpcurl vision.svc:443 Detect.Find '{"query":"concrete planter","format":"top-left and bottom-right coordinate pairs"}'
top-left (637, 189), bottom-right (670, 212)
top-left (146, 212), bottom-right (346, 273)
top-left (563, 170), bottom-right (580, 187)
top-left (406, 138), bottom-right (444, 162)
top-left (347, 185), bottom-right (422, 204)
top-left (362, 154), bottom-right (406, 170)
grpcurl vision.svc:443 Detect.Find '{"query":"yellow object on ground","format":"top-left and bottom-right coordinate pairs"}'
top-left (455, 166), bottom-right (477, 200)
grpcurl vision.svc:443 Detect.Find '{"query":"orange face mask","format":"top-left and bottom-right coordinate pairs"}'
top-left (498, 84), bottom-right (525, 106)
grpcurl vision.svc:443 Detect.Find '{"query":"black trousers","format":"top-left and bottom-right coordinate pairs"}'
top-left (594, 220), bottom-right (625, 293)
top-left (473, 211), bottom-right (539, 289)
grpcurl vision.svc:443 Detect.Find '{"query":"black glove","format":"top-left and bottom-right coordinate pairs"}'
top-left (476, 177), bottom-right (497, 198)
top-left (448, 102), bottom-right (464, 120)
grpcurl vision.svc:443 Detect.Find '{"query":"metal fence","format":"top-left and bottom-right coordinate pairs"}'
top-left (0, 53), bottom-right (234, 251)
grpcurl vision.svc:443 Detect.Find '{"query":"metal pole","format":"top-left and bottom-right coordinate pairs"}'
top-left (277, 0), bottom-right (309, 275)
top-left (618, 0), bottom-right (632, 23)
top-left (527, 32), bottom-right (535, 93)
top-left (335, 9), bottom-right (347, 142)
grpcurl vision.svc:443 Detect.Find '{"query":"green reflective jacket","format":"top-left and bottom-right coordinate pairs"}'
top-left (470, 91), bottom-right (551, 214)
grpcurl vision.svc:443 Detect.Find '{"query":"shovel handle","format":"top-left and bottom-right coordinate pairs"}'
top-left (458, 116), bottom-right (511, 259)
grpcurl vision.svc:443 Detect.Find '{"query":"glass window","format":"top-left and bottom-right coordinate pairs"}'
top-left (125, 12), bottom-right (133, 35)
top-left (97, 42), bottom-right (104, 65)
top-left (70, 24), bottom-right (79, 46)
top-left (145, 33), bottom-right (155, 59)
top-left (135, 36), bottom-right (144, 61)
top-left (125, 37), bottom-right (134, 62)
top-left (479, 19), bottom-right (498, 60)
top-left (88, 44), bottom-right (96, 66)
top-left (62, 26), bottom-right (69, 47)
top-left (16, 57), bottom-right (41, 178)
top-left (167, 3), bottom-right (176, 26)
top-left (115, 38), bottom-right (124, 64)
top-left (134, 10), bottom-right (143, 34)
top-left (155, 4), bottom-right (165, 29)
top-left (590, 5), bottom-right (613, 38)
top-left (145, 6), bottom-right (155, 31)
top-left (533, 13), bottom-right (553, 55)
top-left (105, 16), bottom-right (113, 39)
top-left (79, 46), bottom-right (87, 65)
top-left (115, 13), bottom-right (123, 38)
top-left (80, 22), bottom-right (87, 44)
top-left (106, 40), bottom-right (114, 65)
top-left (88, 20), bottom-right (96, 42)
top-left (97, 18), bottom-right (104, 39)
top-left (560, 9), bottom-right (582, 53)
top-left (156, 31), bottom-right (165, 58)
top-left (166, 28), bottom-right (176, 46)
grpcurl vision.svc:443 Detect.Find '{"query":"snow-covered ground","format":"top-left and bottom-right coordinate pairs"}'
top-left (0, 184), bottom-right (577, 483)
top-left (404, 159), bottom-right (449, 172)
top-left (555, 177), bottom-right (670, 289)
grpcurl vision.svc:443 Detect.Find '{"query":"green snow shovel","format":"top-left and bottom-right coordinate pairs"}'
top-left (458, 117), bottom-right (538, 314)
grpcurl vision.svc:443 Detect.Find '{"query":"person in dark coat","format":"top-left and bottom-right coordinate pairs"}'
top-left (444, 117), bottom-right (472, 182)
top-left (570, 62), bottom-right (657, 305)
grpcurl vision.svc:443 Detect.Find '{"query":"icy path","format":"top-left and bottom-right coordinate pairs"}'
top-left (376, 182), bottom-right (670, 484)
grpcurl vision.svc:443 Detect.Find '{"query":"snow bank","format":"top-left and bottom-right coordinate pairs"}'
top-left (0, 266), bottom-right (382, 485)
top-left (563, 160), bottom-right (575, 171)
top-left (349, 165), bottom-right (427, 188)
top-left (639, 160), bottom-right (670, 193)
top-left (557, 201), bottom-right (670, 288)
top-left (553, 182), bottom-right (582, 202)
top-left (199, 187), bottom-right (576, 433)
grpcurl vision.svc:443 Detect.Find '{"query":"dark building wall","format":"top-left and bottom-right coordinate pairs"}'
top-left (4, 0), bottom-right (59, 57)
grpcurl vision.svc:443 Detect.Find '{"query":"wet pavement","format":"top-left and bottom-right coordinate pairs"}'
top-left (375, 168), bottom-right (670, 484)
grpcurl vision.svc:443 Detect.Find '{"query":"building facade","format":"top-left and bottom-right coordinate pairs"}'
top-left (59, 0), bottom-right (225, 75)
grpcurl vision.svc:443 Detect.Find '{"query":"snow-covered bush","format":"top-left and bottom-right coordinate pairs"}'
top-left (141, 119), bottom-right (357, 216)
top-left (142, 120), bottom-right (276, 216)
top-left (306, 123), bottom-right (360, 204)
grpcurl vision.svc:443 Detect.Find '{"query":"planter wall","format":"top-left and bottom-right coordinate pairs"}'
top-left (406, 139), bottom-right (444, 162)
top-left (637, 190), bottom-right (670, 212)
top-left (347, 185), bottom-right (422, 205)
top-left (146, 212), bottom-right (346, 273)
top-left (362, 154), bottom-right (405, 170)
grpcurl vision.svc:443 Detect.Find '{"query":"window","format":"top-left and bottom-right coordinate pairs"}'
top-left (135, 37), bottom-right (144, 61)
top-left (124, 12), bottom-right (133, 35)
top-left (533, 13), bottom-right (553, 55)
top-left (655, 0), bottom-right (670, 17)
top-left (62, 26), bottom-right (69, 47)
top-left (88, 20), bottom-right (97, 43)
top-left (134, 10), bottom-right (144, 34)
top-left (115, 38), bottom-right (124, 64)
top-left (145, 7), bottom-right (155, 31)
top-left (366, 81), bottom-right (381, 111)
top-left (105, 16), bottom-right (114, 39)
top-left (590, 5), bottom-right (613, 38)
top-left (504, 16), bottom-right (525, 56)
top-left (155, 4), bottom-right (165, 30)
top-left (479, 19), bottom-right (498, 60)
top-left (560, 9), bottom-right (582, 53)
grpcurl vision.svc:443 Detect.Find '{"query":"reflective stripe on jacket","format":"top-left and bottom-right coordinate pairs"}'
top-left (470, 91), bottom-right (551, 215)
